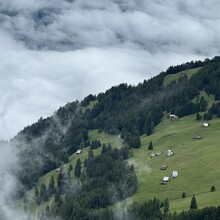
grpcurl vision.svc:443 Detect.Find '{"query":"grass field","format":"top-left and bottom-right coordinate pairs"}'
top-left (124, 114), bottom-right (220, 212)
top-left (163, 67), bottom-right (201, 88)
top-left (27, 108), bottom-right (220, 215)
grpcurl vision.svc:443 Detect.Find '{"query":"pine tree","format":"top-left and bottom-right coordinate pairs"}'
top-left (217, 107), bottom-right (220, 118)
top-left (190, 194), bottom-right (198, 209)
top-left (48, 176), bottom-right (55, 196)
top-left (213, 206), bottom-right (220, 220)
top-left (55, 189), bottom-right (63, 206)
top-left (196, 112), bottom-right (201, 120)
top-left (163, 197), bottom-right (169, 214)
top-left (88, 147), bottom-right (94, 159)
top-left (74, 158), bottom-right (81, 180)
top-left (182, 192), bottom-right (186, 198)
top-left (206, 111), bottom-right (212, 120)
top-left (69, 163), bottom-right (73, 172)
top-left (34, 185), bottom-right (39, 197)
top-left (57, 172), bottom-right (64, 189)
top-left (211, 185), bottom-right (216, 192)
top-left (40, 183), bottom-right (49, 202)
top-left (148, 141), bottom-right (153, 150)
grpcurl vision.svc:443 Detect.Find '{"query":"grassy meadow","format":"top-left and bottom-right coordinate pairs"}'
top-left (27, 102), bottom-right (220, 215)
top-left (163, 67), bottom-right (201, 88)
top-left (126, 113), bottom-right (220, 212)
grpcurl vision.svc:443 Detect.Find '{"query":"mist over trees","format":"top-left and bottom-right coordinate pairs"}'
top-left (12, 56), bottom-right (220, 192)
top-left (7, 57), bottom-right (220, 219)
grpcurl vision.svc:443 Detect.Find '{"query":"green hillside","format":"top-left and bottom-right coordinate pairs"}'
top-left (12, 57), bottom-right (220, 219)
top-left (29, 114), bottom-right (220, 215)
top-left (124, 113), bottom-right (220, 211)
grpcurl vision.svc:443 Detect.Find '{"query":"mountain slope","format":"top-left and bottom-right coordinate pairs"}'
top-left (10, 56), bottom-right (220, 219)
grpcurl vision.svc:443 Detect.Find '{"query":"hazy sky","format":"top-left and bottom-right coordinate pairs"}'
top-left (1, 0), bottom-right (220, 139)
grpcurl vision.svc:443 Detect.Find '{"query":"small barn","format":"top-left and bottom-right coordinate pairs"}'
top-left (167, 150), bottom-right (174, 157)
top-left (76, 149), bottom-right (82, 154)
top-left (203, 122), bottom-right (209, 127)
top-left (163, 176), bottom-right (170, 182)
top-left (160, 165), bottom-right (168, 170)
top-left (169, 114), bottom-right (179, 120)
top-left (172, 171), bottom-right (179, 178)
top-left (55, 167), bottom-right (62, 173)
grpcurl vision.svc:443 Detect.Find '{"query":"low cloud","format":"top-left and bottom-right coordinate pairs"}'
top-left (1, 0), bottom-right (220, 139)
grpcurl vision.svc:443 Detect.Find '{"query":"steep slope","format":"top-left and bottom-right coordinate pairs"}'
top-left (10, 56), bottom-right (220, 218)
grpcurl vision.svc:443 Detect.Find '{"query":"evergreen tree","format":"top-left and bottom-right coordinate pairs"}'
top-left (40, 183), bottom-right (49, 202)
top-left (48, 176), bottom-right (55, 196)
top-left (57, 172), bottom-right (64, 189)
top-left (210, 185), bottom-right (216, 192)
top-left (34, 185), bottom-right (39, 197)
top-left (88, 147), bottom-right (94, 159)
top-left (196, 112), bottom-right (202, 120)
top-left (213, 206), bottom-right (220, 220)
top-left (182, 192), bottom-right (186, 198)
top-left (190, 195), bottom-right (198, 209)
top-left (55, 189), bottom-right (63, 206)
top-left (206, 110), bottom-right (212, 120)
top-left (163, 197), bottom-right (169, 214)
top-left (148, 141), bottom-right (153, 150)
top-left (217, 107), bottom-right (220, 118)
top-left (74, 158), bottom-right (81, 180)
top-left (69, 163), bottom-right (73, 172)
top-left (200, 97), bottom-right (208, 112)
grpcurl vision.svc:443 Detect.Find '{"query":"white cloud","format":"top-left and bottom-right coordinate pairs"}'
top-left (0, 0), bottom-right (220, 139)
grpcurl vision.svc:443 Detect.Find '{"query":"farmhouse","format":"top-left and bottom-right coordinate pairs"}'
top-left (169, 114), bottom-right (179, 120)
top-left (160, 176), bottom-right (170, 185)
top-left (172, 171), bottom-right (179, 178)
top-left (76, 149), bottom-right (82, 154)
top-left (167, 149), bottom-right (174, 157)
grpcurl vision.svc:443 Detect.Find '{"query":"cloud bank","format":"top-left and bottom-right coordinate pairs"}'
top-left (0, 0), bottom-right (220, 139)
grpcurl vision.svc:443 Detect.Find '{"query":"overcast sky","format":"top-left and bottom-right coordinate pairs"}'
top-left (0, 0), bottom-right (220, 140)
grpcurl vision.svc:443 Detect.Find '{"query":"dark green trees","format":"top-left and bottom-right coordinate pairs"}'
top-left (74, 158), bottom-right (81, 180)
top-left (148, 141), bottom-right (153, 150)
top-left (190, 195), bottom-right (198, 209)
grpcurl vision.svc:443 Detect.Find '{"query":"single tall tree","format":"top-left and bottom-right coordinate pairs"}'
top-left (48, 176), bottom-right (55, 196)
top-left (148, 141), bottom-right (153, 150)
top-left (88, 147), bottom-right (94, 159)
top-left (74, 158), bottom-right (81, 180)
top-left (196, 112), bottom-right (202, 120)
top-left (163, 197), bottom-right (169, 214)
top-left (40, 183), bottom-right (49, 202)
top-left (182, 192), bottom-right (186, 198)
top-left (190, 194), bottom-right (198, 209)
top-left (34, 185), bottom-right (39, 197)
top-left (210, 185), bottom-right (216, 192)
